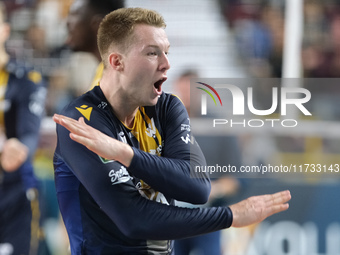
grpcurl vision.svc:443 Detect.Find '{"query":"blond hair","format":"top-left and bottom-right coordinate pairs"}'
top-left (97, 7), bottom-right (166, 66)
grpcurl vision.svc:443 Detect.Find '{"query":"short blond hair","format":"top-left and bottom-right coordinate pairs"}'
top-left (97, 7), bottom-right (166, 66)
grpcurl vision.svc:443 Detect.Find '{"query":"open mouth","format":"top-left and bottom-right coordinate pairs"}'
top-left (154, 78), bottom-right (167, 93)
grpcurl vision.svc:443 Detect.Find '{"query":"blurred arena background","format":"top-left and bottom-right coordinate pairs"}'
top-left (4, 0), bottom-right (340, 254)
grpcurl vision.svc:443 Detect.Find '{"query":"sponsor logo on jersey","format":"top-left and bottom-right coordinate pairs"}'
top-left (98, 155), bottom-right (114, 164)
top-left (118, 131), bottom-right (127, 144)
top-left (108, 166), bottom-right (131, 185)
top-left (97, 101), bottom-right (107, 109)
top-left (181, 134), bottom-right (195, 144)
top-left (150, 143), bottom-right (163, 155)
top-left (75, 105), bottom-right (93, 121)
top-left (145, 117), bottom-right (157, 138)
top-left (136, 181), bottom-right (169, 205)
top-left (181, 124), bottom-right (191, 132)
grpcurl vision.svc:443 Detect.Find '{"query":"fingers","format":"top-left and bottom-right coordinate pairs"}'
top-left (69, 132), bottom-right (93, 149)
top-left (265, 190), bottom-right (291, 206)
top-left (54, 114), bottom-right (83, 130)
top-left (230, 190), bottom-right (291, 228)
top-left (79, 116), bottom-right (86, 124)
top-left (53, 114), bottom-right (83, 127)
top-left (53, 114), bottom-right (75, 126)
top-left (268, 190), bottom-right (291, 214)
top-left (53, 114), bottom-right (90, 138)
top-left (53, 113), bottom-right (111, 157)
top-left (265, 202), bottom-right (290, 220)
top-left (258, 190), bottom-right (291, 218)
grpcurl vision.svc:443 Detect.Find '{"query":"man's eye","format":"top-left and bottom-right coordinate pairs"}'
top-left (148, 52), bottom-right (157, 56)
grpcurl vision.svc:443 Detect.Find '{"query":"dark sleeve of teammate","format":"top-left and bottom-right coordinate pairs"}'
top-left (56, 108), bottom-right (232, 240)
top-left (128, 95), bottom-right (210, 204)
top-left (16, 73), bottom-right (46, 159)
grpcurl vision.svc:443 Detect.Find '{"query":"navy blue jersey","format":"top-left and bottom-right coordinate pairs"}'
top-left (0, 59), bottom-right (46, 190)
top-left (0, 59), bottom-right (46, 255)
top-left (54, 86), bottom-right (233, 254)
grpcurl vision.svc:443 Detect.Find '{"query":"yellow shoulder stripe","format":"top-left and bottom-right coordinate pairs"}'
top-left (171, 94), bottom-right (184, 104)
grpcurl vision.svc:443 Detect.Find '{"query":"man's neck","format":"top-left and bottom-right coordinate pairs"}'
top-left (100, 76), bottom-right (139, 129)
top-left (110, 101), bottom-right (138, 129)
top-left (117, 109), bottom-right (138, 129)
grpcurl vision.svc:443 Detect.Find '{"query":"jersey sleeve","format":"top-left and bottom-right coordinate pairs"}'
top-left (128, 94), bottom-right (210, 204)
top-left (55, 106), bottom-right (232, 240)
top-left (16, 72), bottom-right (46, 159)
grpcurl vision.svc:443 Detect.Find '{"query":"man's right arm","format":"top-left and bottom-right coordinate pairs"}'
top-left (56, 117), bottom-right (232, 240)
top-left (56, 112), bottom-right (291, 240)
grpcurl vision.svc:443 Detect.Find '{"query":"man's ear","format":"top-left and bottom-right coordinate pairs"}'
top-left (108, 52), bottom-right (124, 71)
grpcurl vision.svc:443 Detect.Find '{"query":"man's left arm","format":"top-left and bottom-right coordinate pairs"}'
top-left (129, 95), bottom-right (210, 204)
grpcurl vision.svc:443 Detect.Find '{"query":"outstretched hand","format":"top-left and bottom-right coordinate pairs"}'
top-left (53, 114), bottom-right (134, 167)
top-left (230, 190), bottom-right (291, 228)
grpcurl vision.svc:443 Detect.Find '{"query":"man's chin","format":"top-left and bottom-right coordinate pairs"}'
top-left (143, 97), bottom-right (160, 107)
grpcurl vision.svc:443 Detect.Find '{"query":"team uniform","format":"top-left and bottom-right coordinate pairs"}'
top-left (54, 85), bottom-right (233, 254)
top-left (0, 59), bottom-right (46, 255)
